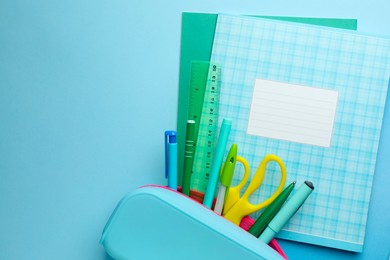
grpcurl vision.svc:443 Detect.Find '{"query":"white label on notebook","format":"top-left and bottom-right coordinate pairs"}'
top-left (247, 79), bottom-right (338, 147)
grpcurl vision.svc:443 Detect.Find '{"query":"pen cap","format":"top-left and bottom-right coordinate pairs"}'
top-left (165, 131), bottom-right (177, 142)
top-left (269, 181), bottom-right (314, 233)
top-left (220, 118), bottom-right (232, 133)
top-left (164, 131), bottom-right (177, 178)
top-left (169, 134), bottom-right (176, 143)
top-left (220, 144), bottom-right (237, 186)
top-left (185, 120), bottom-right (196, 139)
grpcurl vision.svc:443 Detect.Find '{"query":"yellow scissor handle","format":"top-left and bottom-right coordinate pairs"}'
top-left (223, 154), bottom-right (287, 225)
top-left (222, 156), bottom-right (250, 215)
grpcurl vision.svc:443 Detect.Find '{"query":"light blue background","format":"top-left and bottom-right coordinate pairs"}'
top-left (1, 1), bottom-right (389, 259)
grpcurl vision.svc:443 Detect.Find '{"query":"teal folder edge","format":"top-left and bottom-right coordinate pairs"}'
top-left (176, 12), bottom-right (358, 186)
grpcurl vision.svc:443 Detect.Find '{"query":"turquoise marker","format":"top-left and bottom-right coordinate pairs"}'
top-left (165, 131), bottom-right (177, 190)
top-left (203, 118), bottom-right (232, 208)
top-left (259, 181), bottom-right (314, 244)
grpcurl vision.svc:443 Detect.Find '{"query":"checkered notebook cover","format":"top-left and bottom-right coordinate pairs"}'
top-left (210, 14), bottom-right (390, 252)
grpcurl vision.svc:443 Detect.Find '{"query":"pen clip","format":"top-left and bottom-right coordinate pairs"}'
top-left (164, 131), bottom-right (177, 178)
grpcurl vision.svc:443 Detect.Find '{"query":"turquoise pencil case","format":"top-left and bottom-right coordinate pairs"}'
top-left (100, 185), bottom-right (284, 259)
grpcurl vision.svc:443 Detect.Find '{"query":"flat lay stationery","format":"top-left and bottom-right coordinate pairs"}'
top-left (100, 11), bottom-right (390, 259)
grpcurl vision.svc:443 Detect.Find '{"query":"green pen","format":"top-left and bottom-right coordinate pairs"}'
top-left (182, 120), bottom-right (196, 196)
top-left (259, 181), bottom-right (314, 244)
top-left (249, 181), bottom-right (296, 237)
top-left (213, 144), bottom-right (237, 214)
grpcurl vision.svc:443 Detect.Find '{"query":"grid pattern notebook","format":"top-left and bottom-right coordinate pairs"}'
top-left (210, 14), bottom-right (390, 252)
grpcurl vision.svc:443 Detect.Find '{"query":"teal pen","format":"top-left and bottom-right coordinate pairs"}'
top-left (165, 131), bottom-right (177, 190)
top-left (203, 118), bottom-right (232, 208)
top-left (259, 181), bottom-right (314, 244)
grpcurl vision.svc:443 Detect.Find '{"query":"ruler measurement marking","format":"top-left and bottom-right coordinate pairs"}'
top-left (191, 62), bottom-right (221, 190)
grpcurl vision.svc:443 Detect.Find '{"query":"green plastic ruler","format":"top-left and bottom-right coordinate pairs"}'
top-left (188, 61), bottom-right (209, 140)
top-left (190, 62), bottom-right (221, 192)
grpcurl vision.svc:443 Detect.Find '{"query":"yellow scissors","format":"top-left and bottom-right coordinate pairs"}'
top-left (222, 154), bottom-right (287, 225)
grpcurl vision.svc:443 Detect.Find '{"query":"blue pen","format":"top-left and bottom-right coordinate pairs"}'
top-left (203, 118), bottom-right (232, 208)
top-left (165, 131), bottom-right (177, 190)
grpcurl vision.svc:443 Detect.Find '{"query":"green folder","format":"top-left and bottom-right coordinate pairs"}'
top-left (176, 12), bottom-right (357, 187)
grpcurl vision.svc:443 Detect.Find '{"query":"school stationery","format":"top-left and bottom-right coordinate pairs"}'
top-left (259, 181), bottom-right (314, 244)
top-left (177, 13), bottom-right (357, 193)
top-left (249, 182), bottom-right (296, 237)
top-left (165, 131), bottom-right (177, 190)
top-left (223, 154), bottom-right (287, 225)
top-left (101, 186), bottom-right (284, 259)
top-left (182, 120), bottom-right (196, 196)
top-left (210, 14), bottom-right (390, 251)
top-left (203, 118), bottom-right (232, 208)
top-left (214, 144), bottom-right (237, 214)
